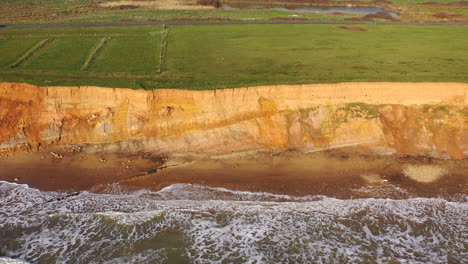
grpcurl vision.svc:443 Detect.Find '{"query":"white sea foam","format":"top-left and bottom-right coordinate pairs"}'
top-left (93, 210), bottom-right (166, 225)
top-left (143, 183), bottom-right (327, 202)
top-left (0, 181), bottom-right (467, 264)
top-left (0, 258), bottom-right (31, 264)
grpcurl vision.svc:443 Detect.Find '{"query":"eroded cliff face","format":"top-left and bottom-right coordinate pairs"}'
top-left (0, 82), bottom-right (466, 159)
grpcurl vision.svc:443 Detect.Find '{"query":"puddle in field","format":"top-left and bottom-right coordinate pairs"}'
top-left (223, 4), bottom-right (398, 17)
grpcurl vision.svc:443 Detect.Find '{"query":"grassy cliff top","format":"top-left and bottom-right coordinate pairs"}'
top-left (0, 24), bottom-right (466, 90)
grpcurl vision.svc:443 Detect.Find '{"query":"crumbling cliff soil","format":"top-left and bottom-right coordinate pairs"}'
top-left (0, 82), bottom-right (466, 159)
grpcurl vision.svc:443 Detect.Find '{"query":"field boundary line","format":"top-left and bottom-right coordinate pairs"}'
top-left (9, 38), bottom-right (54, 68)
top-left (157, 24), bottom-right (169, 74)
top-left (81, 36), bottom-right (112, 71)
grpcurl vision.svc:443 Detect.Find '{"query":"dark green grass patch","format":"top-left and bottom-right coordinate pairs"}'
top-left (20, 37), bottom-right (99, 71)
top-left (91, 35), bottom-right (161, 75)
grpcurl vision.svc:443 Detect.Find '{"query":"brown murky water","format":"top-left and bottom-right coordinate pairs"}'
top-left (223, 3), bottom-right (398, 17)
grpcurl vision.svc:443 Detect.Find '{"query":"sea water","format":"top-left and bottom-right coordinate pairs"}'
top-left (0, 181), bottom-right (466, 263)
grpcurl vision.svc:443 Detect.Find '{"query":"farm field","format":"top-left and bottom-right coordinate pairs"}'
top-left (0, 38), bottom-right (40, 67)
top-left (91, 35), bottom-right (160, 75)
top-left (21, 38), bottom-right (100, 72)
top-left (0, 24), bottom-right (467, 90)
top-left (1, 0), bottom-right (467, 26)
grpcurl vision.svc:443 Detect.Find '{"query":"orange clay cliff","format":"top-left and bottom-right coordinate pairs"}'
top-left (0, 82), bottom-right (466, 159)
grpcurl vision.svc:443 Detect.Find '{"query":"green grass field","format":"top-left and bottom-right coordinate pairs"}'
top-left (21, 38), bottom-right (100, 71)
top-left (165, 25), bottom-right (468, 87)
top-left (92, 35), bottom-right (160, 75)
top-left (1, 8), bottom-right (362, 26)
top-left (0, 24), bottom-right (466, 90)
top-left (0, 38), bottom-right (42, 67)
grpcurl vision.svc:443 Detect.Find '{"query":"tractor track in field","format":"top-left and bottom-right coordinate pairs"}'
top-left (9, 38), bottom-right (54, 68)
top-left (1, 21), bottom-right (468, 30)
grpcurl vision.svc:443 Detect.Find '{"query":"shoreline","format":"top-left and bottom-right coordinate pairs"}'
top-left (0, 81), bottom-right (466, 198)
top-left (0, 148), bottom-right (466, 199)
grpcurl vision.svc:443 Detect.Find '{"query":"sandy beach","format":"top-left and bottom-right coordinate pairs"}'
top-left (1, 148), bottom-right (466, 199)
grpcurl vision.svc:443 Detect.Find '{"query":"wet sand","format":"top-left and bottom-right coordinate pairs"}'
top-left (0, 147), bottom-right (165, 192)
top-left (121, 151), bottom-right (468, 199)
top-left (0, 147), bottom-right (466, 199)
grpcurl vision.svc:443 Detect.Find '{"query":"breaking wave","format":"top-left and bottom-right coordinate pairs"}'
top-left (0, 181), bottom-right (467, 264)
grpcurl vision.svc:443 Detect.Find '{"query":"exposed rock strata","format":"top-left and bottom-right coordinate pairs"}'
top-left (0, 82), bottom-right (466, 159)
